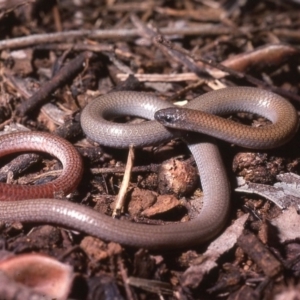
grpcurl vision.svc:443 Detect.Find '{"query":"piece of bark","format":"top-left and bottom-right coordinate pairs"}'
top-left (237, 231), bottom-right (282, 278)
top-left (181, 214), bottom-right (249, 288)
top-left (236, 173), bottom-right (300, 210)
top-left (271, 207), bottom-right (300, 242)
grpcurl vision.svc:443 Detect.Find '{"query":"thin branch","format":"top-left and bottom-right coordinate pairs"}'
top-left (113, 146), bottom-right (135, 218)
top-left (0, 25), bottom-right (232, 51)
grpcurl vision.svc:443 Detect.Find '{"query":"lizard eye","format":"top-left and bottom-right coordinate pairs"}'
top-left (163, 114), bottom-right (175, 123)
top-left (155, 110), bottom-right (176, 123)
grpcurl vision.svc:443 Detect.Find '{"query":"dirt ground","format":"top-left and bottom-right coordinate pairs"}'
top-left (0, 0), bottom-right (300, 299)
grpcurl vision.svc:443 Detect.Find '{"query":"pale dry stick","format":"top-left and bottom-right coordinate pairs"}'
top-left (106, 1), bottom-right (157, 13)
top-left (117, 73), bottom-right (200, 82)
top-left (112, 146), bottom-right (135, 218)
top-left (52, 4), bottom-right (62, 32)
top-left (126, 277), bottom-right (173, 296)
top-left (154, 6), bottom-right (223, 22)
top-left (0, 25), bottom-right (231, 51)
top-left (273, 29), bottom-right (300, 41)
top-left (91, 163), bottom-right (160, 174)
top-left (35, 43), bottom-right (114, 52)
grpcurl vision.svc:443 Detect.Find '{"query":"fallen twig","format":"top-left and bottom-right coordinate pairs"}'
top-left (17, 51), bottom-right (95, 116)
